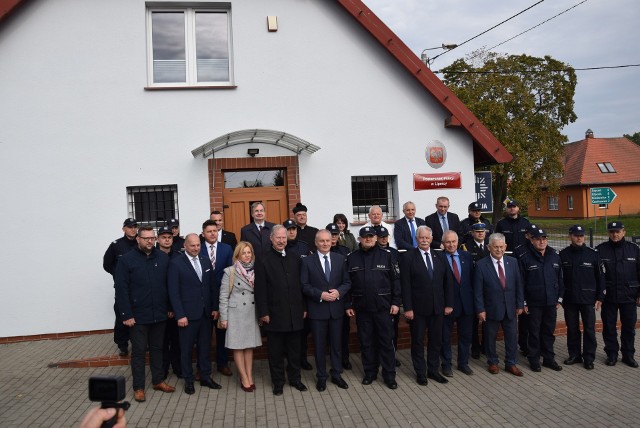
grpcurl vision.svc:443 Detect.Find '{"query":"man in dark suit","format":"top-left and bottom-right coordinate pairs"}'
top-left (168, 234), bottom-right (221, 394)
top-left (210, 210), bottom-right (237, 249)
top-left (474, 233), bottom-right (525, 377)
top-left (200, 219), bottom-right (234, 376)
top-left (292, 202), bottom-right (319, 248)
top-left (440, 230), bottom-right (475, 376)
top-left (401, 225), bottom-right (454, 386)
top-left (240, 202), bottom-right (276, 258)
top-left (301, 229), bottom-right (351, 392)
top-left (255, 225), bottom-right (308, 396)
top-left (424, 196), bottom-right (461, 250)
top-left (394, 201), bottom-right (426, 251)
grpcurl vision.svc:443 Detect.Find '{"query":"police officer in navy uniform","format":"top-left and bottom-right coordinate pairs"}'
top-left (495, 200), bottom-right (531, 253)
top-left (156, 226), bottom-right (182, 379)
top-left (103, 217), bottom-right (138, 356)
top-left (327, 223), bottom-right (350, 257)
top-left (519, 228), bottom-right (564, 372)
top-left (168, 219), bottom-right (185, 254)
top-left (377, 226), bottom-right (403, 367)
top-left (560, 225), bottom-right (605, 370)
top-left (596, 221), bottom-right (640, 368)
top-left (346, 226), bottom-right (401, 389)
top-left (459, 202), bottom-right (493, 240)
top-left (461, 223), bottom-right (490, 359)
top-left (512, 223), bottom-right (538, 357)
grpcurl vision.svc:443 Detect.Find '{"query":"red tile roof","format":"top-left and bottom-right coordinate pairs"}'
top-left (562, 136), bottom-right (640, 185)
top-left (3, 0), bottom-right (512, 166)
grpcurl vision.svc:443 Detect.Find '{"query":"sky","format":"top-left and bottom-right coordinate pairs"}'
top-left (362, 0), bottom-right (639, 142)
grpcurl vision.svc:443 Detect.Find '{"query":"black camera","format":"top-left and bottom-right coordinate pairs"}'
top-left (89, 376), bottom-right (130, 428)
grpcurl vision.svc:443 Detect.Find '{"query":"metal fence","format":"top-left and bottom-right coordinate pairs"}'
top-left (526, 226), bottom-right (638, 250)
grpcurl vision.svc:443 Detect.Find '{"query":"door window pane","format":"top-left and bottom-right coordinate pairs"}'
top-left (224, 170), bottom-right (285, 188)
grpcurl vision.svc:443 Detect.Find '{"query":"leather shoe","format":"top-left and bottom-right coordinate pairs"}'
top-left (361, 376), bottom-right (376, 385)
top-left (488, 364), bottom-right (499, 375)
top-left (458, 366), bottom-right (474, 376)
top-left (506, 365), bottom-right (524, 377)
top-left (441, 367), bottom-right (453, 377)
top-left (301, 360), bottom-right (313, 371)
top-left (416, 375), bottom-right (428, 386)
top-left (427, 372), bottom-right (448, 384)
top-left (241, 384), bottom-right (254, 392)
top-left (153, 382), bottom-right (176, 393)
top-left (605, 356), bottom-right (617, 366)
top-left (395, 359), bottom-right (402, 367)
top-left (542, 360), bottom-right (563, 371)
top-left (200, 378), bottom-right (222, 389)
top-left (342, 359), bottom-right (352, 370)
top-left (290, 381), bottom-right (307, 392)
top-left (217, 366), bottom-right (233, 376)
top-left (273, 385), bottom-right (283, 396)
top-left (530, 363), bottom-right (541, 372)
top-left (584, 362), bottom-right (594, 370)
top-left (622, 356), bottom-right (639, 368)
top-left (471, 350), bottom-right (480, 360)
top-left (384, 379), bottom-right (398, 390)
top-left (118, 346), bottom-right (129, 357)
top-left (331, 377), bottom-right (348, 389)
top-left (184, 382), bottom-right (195, 395)
top-left (316, 379), bottom-right (326, 392)
top-left (563, 356), bottom-right (583, 365)
top-left (134, 389), bottom-right (146, 402)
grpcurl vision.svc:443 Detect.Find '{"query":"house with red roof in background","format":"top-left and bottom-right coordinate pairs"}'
top-left (529, 129), bottom-right (640, 218)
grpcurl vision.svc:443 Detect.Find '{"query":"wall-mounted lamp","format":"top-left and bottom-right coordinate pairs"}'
top-left (247, 148), bottom-right (260, 157)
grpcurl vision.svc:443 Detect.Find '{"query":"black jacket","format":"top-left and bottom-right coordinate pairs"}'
top-left (103, 235), bottom-right (137, 278)
top-left (495, 216), bottom-right (531, 252)
top-left (346, 245), bottom-right (401, 312)
top-left (560, 244), bottom-right (605, 304)
top-left (519, 245), bottom-right (564, 307)
top-left (115, 247), bottom-right (170, 324)
top-left (255, 246), bottom-right (305, 332)
top-left (596, 238), bottom-right (640, 303)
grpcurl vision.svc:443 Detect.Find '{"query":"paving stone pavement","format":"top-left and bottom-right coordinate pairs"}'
top-left (1, 327), bottom-right (639, 427)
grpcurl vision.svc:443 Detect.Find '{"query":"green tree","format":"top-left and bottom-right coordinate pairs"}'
top-left (441, 50), bottom-right (577, 221)
top-left (623, 131), bottom-right (640, 145)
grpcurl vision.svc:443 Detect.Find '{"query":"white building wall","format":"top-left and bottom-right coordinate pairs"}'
top-left (0, 0), bottom-right (477, 337)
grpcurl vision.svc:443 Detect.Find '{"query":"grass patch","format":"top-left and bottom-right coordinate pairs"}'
top-left (528, 215), bottom-right (640, 237)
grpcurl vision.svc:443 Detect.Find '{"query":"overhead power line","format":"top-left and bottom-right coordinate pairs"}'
top-left (433, 63), bottom-right (640, 75)
top-left (429, 0), bottom-right (545, 63)
top-left (487, 0), bottom-right (590, 51)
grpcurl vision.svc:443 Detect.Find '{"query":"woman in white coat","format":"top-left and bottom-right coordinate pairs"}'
top-left (219, 241), bottom-right (263, 392)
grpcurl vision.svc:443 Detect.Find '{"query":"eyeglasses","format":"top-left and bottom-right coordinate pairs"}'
top-left (138, 236), bottom-right (156, 241)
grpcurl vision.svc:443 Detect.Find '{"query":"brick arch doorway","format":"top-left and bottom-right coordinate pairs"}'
top-left (209, 156), bottom-right (301, 239)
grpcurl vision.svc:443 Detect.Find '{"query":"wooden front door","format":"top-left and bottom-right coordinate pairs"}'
top-left (223, 184), bottom-right (288, 240)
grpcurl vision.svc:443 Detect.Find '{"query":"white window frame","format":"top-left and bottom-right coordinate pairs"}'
top-left (567, 195), bottom-right (574, 210)
top-left (535, 198), bottom-right (541, 211)
top-left (547, 196), bottom-right (559, 211)
top-left (146, 3), bottom-right (234, 88)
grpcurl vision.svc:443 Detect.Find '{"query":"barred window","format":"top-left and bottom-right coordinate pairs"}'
top-left (351, 175), bottom-right (397, 222)
top-left (127, 185), bottom-right (179, 228)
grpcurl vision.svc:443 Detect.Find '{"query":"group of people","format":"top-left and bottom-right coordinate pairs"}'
top-left (103, 197), bottom-right (640, 402)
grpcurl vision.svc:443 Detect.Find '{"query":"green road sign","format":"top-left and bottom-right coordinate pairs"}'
top-left (590, 187), bottom-right (617, 205)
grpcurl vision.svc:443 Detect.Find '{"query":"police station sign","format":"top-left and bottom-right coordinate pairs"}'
top-left (474, 171), bottom-right (493, 212)
top-left (413, 172), bottom-right (461, 190)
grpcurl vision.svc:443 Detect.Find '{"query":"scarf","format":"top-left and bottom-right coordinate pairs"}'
top-left (234, 259), bottom-right (255, 288)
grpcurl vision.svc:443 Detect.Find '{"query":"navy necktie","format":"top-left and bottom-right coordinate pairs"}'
top-left (324, 255), bottom-right (331, 282)
top-left (424, 252), bottom-right (433, 279)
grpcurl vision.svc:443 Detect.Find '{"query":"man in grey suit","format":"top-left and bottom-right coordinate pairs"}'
top-left (301, 230), bottom-right (351, 392)
top-left (474, 233), bottom-right (525, 377)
